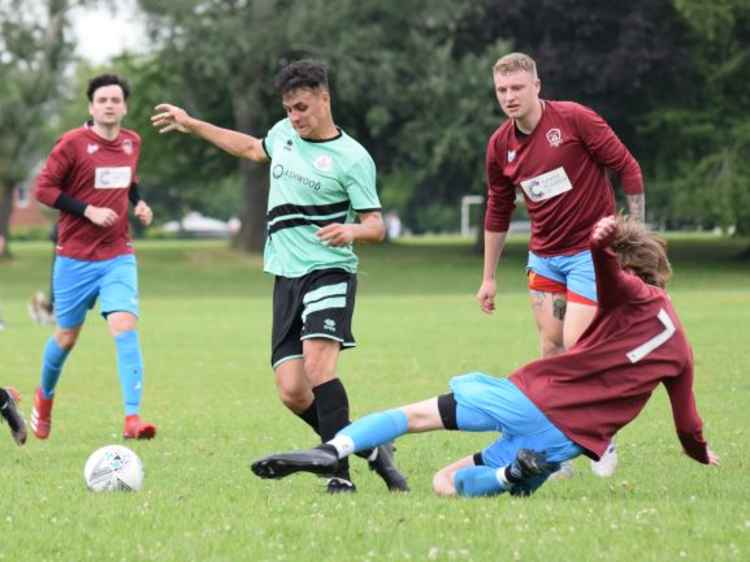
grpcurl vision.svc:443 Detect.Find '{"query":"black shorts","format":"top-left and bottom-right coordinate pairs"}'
top-left (271, 269), bottom-right (357, 368)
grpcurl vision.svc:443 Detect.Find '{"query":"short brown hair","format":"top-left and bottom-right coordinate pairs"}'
top-left (493, 52), bottom-right (538, 79)
top-left (611, 216), bottom-right (672, 288)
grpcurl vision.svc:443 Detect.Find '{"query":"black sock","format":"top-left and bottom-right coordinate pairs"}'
top-left (295, 400), bottom-right (320, 437)
top-left (0, 388), bottom-right (8, 409)
top-left (313, 379), bottom-right (353, 478)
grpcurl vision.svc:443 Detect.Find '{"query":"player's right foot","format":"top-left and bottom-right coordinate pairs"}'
top-left (0, 387), bottom-right (27, 446)
top-left (368, 443), bottom-right (410, 492)
top-left (251, 445), bottom-right (340, 480)
top-left (30, 387), bottom-right (53, 439)
top-left (123, 415), bottom-right (157, 439)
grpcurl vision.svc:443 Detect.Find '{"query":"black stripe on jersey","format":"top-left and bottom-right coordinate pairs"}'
top-left (268, 216), bottom-right (344, 236)
top-left (353, 207), bottom-right (382, 213)
top-left (267, 200), bottom-right (351, 222)
top-left (261, 138), bottom-right (271, 159)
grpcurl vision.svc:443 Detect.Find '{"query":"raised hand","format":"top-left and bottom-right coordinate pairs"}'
top-left (151, 103), bottom-right (192, 134)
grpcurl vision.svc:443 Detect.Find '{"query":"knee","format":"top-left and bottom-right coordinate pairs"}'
top-left (274, 380), bottom-right (311, 413)
top-left (108, 313), bottom-right (137, 337)
top-left (54, 330), bottom-right (78, 350)
top-left (432, 469), bottom-right (457, 497)
top-left (540, 336), bottom-right (564, 358)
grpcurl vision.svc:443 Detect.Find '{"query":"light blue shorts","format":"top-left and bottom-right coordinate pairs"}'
top-left (53, 254), bottom-right (139, 329)
top-left (527, 249), bottom-right (597, 303)
top-left (449, 373), bottom-right (583, 469)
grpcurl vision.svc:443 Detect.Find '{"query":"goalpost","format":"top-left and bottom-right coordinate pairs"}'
top-left (460, 195), bottom-right (484, 237)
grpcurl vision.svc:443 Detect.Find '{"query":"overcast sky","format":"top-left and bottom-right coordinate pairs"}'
top-left (70, 0), bottom-right (149, 64)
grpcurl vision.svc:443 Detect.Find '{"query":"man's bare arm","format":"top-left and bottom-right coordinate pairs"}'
top-left (151, 103), bottom-right (268, 163)
top-left (626, 193), bottom-right (645, 222)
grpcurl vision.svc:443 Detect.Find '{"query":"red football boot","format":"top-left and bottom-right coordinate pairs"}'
top-left (123, 415), bottom-right (157, 440)
top-left (30, 387), bottom-right (53, 439)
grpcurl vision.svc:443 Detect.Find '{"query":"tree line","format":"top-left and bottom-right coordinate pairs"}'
top-left (1, 0), bottom-right (748, 257)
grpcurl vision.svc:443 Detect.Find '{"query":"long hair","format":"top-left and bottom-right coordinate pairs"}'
top-left (611, 216), bottom-right (672, 288)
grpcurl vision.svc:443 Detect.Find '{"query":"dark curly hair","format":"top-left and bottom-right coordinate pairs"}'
top-left (273, 60), bottom-right (329, 95)
top-left (86, 74), bottom-right (130, 101)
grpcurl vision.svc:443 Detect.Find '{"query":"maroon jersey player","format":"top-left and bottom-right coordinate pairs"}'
top-left (476, 52), bottom-right (645, 476)
top-left (251, 216), bottom-right (718, 499)
top-left (31, 74), bottom-right (156, 441)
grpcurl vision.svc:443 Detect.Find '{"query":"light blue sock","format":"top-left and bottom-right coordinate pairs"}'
top-left (338, 409), bottom-right (409, 453)
top-left (40, 337), bottom-right (71, 398)
top-left (453, 466), bottom-right (508, 497)
top-left (115, 331), bottom-right (144, 416)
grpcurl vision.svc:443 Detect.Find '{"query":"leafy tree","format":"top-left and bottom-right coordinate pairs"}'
top-left (643, 0), bottom-right (750, 234)
top-left (0, 0), bottom-right (72, 257)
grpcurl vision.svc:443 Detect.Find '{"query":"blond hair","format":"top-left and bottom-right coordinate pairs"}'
top-left (493, 52), bottom-right (538, 79)
top-left (611, 216), bottom-right (672, 288)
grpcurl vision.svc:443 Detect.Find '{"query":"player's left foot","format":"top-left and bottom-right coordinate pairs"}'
top-left (123, 415), bottom-right (157, 440)
top-left (251, 445), bottom-right (340, 480)
top-left (368, 443), bottom-right (409, 492)
top-left (590, 441), bottom-right (618, 477)
top-left (0, 387), bottom-right (27, 446)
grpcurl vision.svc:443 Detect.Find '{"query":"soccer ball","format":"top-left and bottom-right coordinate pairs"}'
top-left (84, 445), bottom-right (144, 492)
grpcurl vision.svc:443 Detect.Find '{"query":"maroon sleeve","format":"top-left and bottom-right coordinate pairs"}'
top-left (590, 230), bottom-right (644, 309)
top-left (483, 133), bottom-right (515, 232)
top-left (663, 358), bottom-right (709, 464)
top-left (574, 104), bottom-right (643, 195)
top-left (34, 136), bottom-right (74, 207)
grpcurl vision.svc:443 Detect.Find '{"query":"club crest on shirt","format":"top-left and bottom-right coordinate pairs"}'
top-left (507, 149), bottom-right (516, 163)
top-left (122, 139), bottom-right (133, 154)
top-left (545, 128), bottom-right (563, 147)
top-left (87, 144), bottom-right (99, 154)
top-left (313, 154), bottom-right (333, 172)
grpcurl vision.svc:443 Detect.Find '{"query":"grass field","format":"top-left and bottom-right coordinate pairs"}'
top-left (1, 235), bottom-right (749, 562)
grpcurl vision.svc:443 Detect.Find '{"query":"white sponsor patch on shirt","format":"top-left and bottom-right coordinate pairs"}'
top-left (95, 166), bottom-right (132, 189)
top-left (519, 166), bottom-right (573, 202)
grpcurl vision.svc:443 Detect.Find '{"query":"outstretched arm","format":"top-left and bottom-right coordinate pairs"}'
top-left (151, 103), bottom-right (268, 163)
top-left (663, 361), bottom-right (718, 466)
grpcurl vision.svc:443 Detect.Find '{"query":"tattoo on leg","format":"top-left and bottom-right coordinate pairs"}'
top-left (530, 291), bottom-right (546, 310)
top-left (553, 297), bottom-right (567, 321)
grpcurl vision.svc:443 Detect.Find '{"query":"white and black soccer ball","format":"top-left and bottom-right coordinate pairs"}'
top-left (84, 445), bottom-right (144, 492)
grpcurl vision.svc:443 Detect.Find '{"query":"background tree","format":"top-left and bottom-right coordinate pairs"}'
top-left (643, 0), bottom-right (750, 235)
top-left (0, 0), bottom-right (72, 258)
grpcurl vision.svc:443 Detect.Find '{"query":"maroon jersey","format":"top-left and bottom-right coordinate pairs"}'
top-left (485, 100), bottom-right (643, 256)
top-left (35, 124), bottom-right (141, 261)
top-left (510, 232), bottom-right (708, 464)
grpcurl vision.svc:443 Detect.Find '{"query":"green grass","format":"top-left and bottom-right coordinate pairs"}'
top-left (1, 235), bottom-right (749, 562)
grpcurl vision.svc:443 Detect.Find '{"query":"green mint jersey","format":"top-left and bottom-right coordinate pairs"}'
top-left (262, 118), bottom-right (381, 278)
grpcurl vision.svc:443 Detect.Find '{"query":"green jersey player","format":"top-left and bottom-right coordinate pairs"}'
top-left (152, 60), bottom-right (408, 493)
